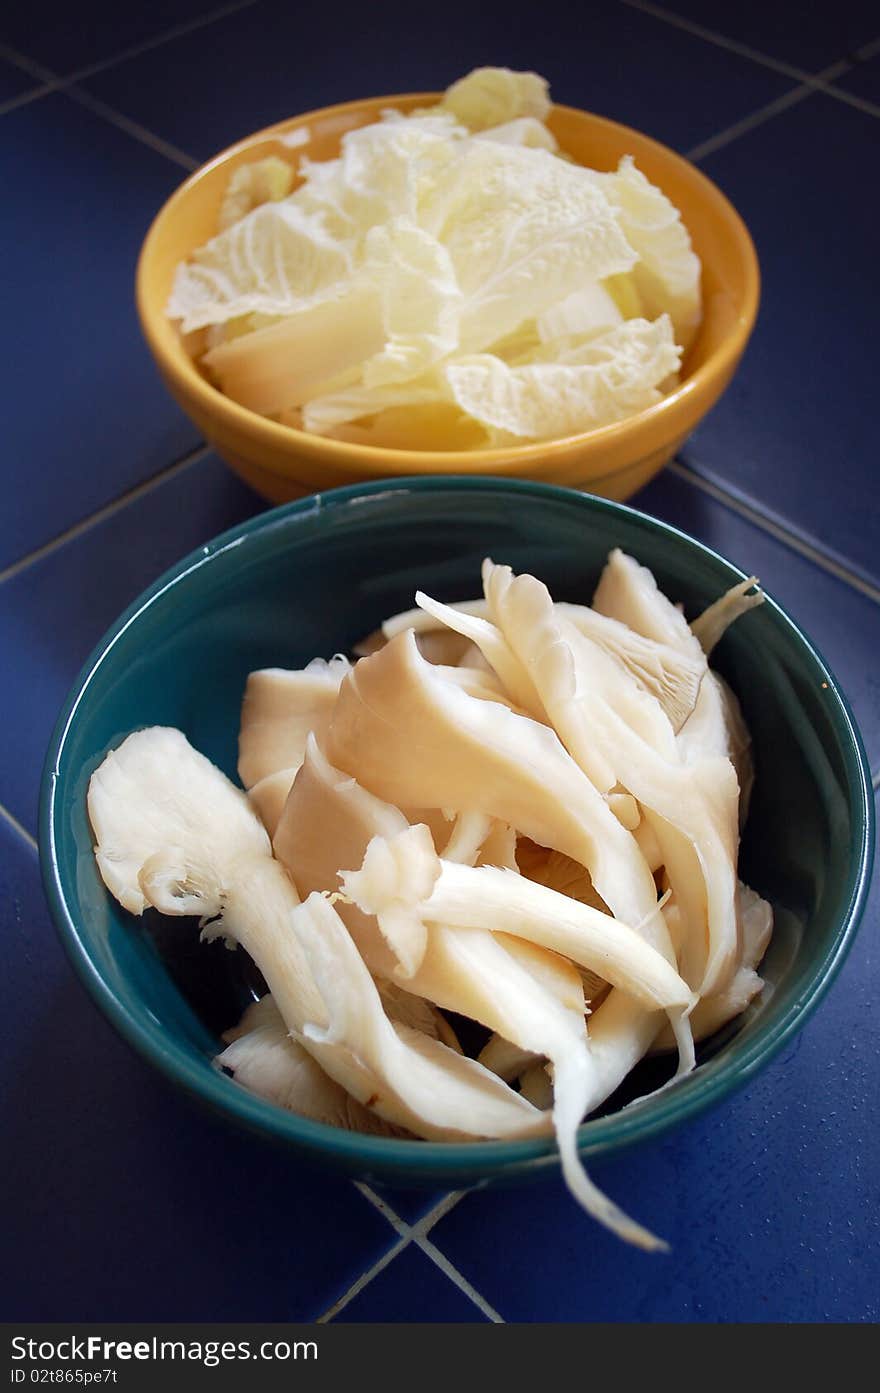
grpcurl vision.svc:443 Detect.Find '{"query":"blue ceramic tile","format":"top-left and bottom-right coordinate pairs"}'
top-left (430, 809), bottom-right (880, 1322)
top-left (1, 92), bottom-right (203, 569)
top-left (834, 54), bottom-right (880, 103)
top-left (0, 820), bottom-right (396, 1320)
top-left (369, 1186), bottom-right (454, 1226)
top-left (0, 450), bottom-right (260, 837)
top-left (658, 0), bottom-right (879, 71)
top-left (632, 469), bottom-right (880, 777)
top-left (337, 1244), bottom-right (488, 1322)
top-left (680, 92), bottom-right (880, 586)
top-left (0, 56), bottom-right (39, 102)
top-left (0, 0), bottom-right (229, 77)
top-left (81, 0), bottom-right (793, 162)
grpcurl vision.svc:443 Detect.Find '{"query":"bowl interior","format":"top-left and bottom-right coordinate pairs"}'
top-left (137, 96), bottom-right (757, 470)
top-left (42, 480), bottom-right (872, 1188)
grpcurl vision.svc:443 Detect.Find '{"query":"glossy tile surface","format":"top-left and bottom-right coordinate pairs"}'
top-left (657, 0), bottom-right (879, 70)
top-left (682, 92), bottom-right (880, 585)
top-left (834, 53), bottom-right (880, 103)
top-left (0, 0), bottom-right (234, 77)
top-left (0, 452), bottom-right (259, 835)
top-left (338, 1245), bottom-right (489, 1323)
top-left (80, 0), bottom-right (792, 161)
top-left (3, 0), bottom-right (878, 1325)
top-left (0, 56), bottom-right (39, 102)
top-left (2, 93), bottom-right (202, 570)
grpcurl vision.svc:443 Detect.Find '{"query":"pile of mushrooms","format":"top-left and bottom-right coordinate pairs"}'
top-left (88, 550), bottom-right (771, 1249)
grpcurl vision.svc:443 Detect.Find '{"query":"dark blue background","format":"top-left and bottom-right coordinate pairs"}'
top-left (1, 0), bottom-right (877, 1323)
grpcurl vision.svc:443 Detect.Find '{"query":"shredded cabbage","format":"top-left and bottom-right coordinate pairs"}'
top-left (166, 67), bottom-right (702, 448)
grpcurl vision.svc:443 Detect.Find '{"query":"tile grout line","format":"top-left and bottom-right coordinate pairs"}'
top-left (313, 1184), bottom-right (416, 1323)
top-left (854, 35), bottom-right (880, 62)
top-left (0, 42), bottom-right (57, 83)
top-left (684, 82), bottom-right (819, 163)
top-left (668, 461), bottom-right (880, 605)
top-left (618, 0), bottom-right (843, 87)
top-left (352, 1182), bottom-right (413, 1241)
top-left (58, 0), bottom-right (261, 88)
top-left (0, 801), bottom-right (38, 854)
top-left (352, 1184), bottom-right (503, 1321)
top-left (314, 1235), bottom-right (410, 1323)
top-left (0, 1), bottom-right (260, 119)
top-left (62, 85), bottom-right (199, 170)
top-left (0, 445), bottom-right (210, 588)
top-left (408, 1190), bottom-right (505, 1321)
top-left (0, 83), bottom-right (54, 119)
top-left (0, 42), bottom-right (56, 118)
top-left (416, 1190), bottom-right (470, 1236)
top-left (412, 1234), bottom-right (505, 1323)
top-left (619, 1), bottom-right (880, 127)
top-left (816, 81), bottom-right (880, 121)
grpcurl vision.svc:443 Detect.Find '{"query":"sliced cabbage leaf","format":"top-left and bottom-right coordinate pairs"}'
top-left (166, 200), bottom-right (356, 333)
top-left (203, 285), bottom-right (384, 416)
top-left (593, 156), bottom-right (702, 353)
top-left (302, 375), bottom-right (446, 434)
top-left (536, 283), bottom-right (623, 343)
top-left (423, 139), bottom-right (638, 354)
top-left (361, 220), bottom-right (462, 387)
top-left (479, 116), bottom-right (558, 150)
top-left (304, 110), bottom-right (464, 233)
top-left (217, 156), bottom-right (295, 233)
top-left (437, 67), bottom-right (551, 131)
top-left (443, 317), bottom-right (680, 440)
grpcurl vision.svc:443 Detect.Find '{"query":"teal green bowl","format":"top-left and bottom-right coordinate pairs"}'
top-left (40, 477), bottom-right (874, 1189)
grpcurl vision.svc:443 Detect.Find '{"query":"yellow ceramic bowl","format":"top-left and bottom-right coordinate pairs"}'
top-left (136, 95), bottom-right (759, 503)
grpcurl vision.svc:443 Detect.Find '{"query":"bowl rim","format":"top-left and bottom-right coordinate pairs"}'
top-left (40, 476), bottom-right (874, 1179)
top-left (136, 92), bottom-right (761, 475)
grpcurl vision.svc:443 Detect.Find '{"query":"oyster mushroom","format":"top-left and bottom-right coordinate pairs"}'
top-left (87, 728), bottom-right (558, 1142)
top-left (484, 562), bottom-right (740, 1000)
top-left (237, 655), bottom-right (350, 792)
top-left (216, 995), bottom-right (407, 1136)
top-left (325, 629), bottom-right (668, 937)
top-left (342, 826), bottom-right (695, 1016)
top-left (275, 738), bottom-right (663, 1245)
